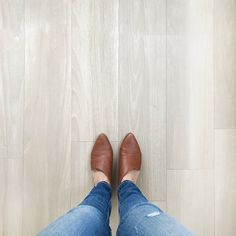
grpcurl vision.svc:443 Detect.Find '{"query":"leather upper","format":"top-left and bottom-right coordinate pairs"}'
top-left (119, 133), bottom-right (141, 183)
top-left (91, 134), bottom-right (113, 184)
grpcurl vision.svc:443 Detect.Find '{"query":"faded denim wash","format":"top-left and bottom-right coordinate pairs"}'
top-left (39, 181), bottom-right (193, 236)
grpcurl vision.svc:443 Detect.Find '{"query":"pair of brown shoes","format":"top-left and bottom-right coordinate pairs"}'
top-left (91, 133), bottom-right (141, 185)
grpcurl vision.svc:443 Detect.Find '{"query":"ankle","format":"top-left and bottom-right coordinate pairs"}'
top-left (93, 171), bottom-right (110, 186)
top-left (121, 170), bottom-right (140, 184)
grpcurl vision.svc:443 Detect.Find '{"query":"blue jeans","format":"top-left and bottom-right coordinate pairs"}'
top-left (39, 181), bottom-right (193, 236)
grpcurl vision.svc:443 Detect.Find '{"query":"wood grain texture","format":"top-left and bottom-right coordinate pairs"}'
top-left (167, 0), bottom-right (214, 169)
top-left (72, 0), bottom-right (118, 142)
top-left (0, 0), bottom-right (236, 235)
top-left (167, 0), bottom-right (213, 35)
top-left (71, 142), bottom-right (93, 206)
top-left (214, 0), bottom-right (236, 129)
top-left (23, 1), bottom-right (71, 235)
top-left (0, 146), bottom-right (7, 159)
top-left (119, 0), bottom-right (166, 201)
top-left (119, 0), bottom-right (166, 35)
top-left (0, 0), bottom-right (24, 158)
top-left (215, 130), bottom-right (236, 236)
top-left (167, 170), bottom-right (214, 236)
top-left (0, 159), bottom-right (23, 236)
top-left (111, 195), bottom-right (119, 235)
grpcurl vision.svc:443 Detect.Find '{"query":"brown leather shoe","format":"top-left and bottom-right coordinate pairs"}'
top-left (119, 133), bottom-right (141, 183)
top-left (91, 134), bottom-right (113, 184)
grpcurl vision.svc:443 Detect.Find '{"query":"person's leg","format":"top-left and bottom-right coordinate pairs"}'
top-left (117, 180), bottom-right (194, 236)
top-left (117, 133), bottom-right (193, 236)
top-left (118, 180), bottom-right (148, 218)
top-left (38, 181), bottom-right (112, 236)
top-left (39, 133), bottom-right (114, 236)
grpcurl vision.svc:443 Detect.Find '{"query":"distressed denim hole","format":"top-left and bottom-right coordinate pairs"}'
top-left (147, 211), bottom-right (160, 217)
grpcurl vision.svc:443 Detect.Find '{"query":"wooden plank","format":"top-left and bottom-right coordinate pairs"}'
top-left (167, 0), bottom-right (213, 35)
top-left (167, 0), bottom-right (214, 169)
top-left (0, 0), bottom-right (24, 158)
top-left (167, 170), bottom-right (214, 236)
top-left (111, 196), bottom-right (119, 236)
top-left (23, 1), bottom-right (71, 235)
top-left (119, 0), bottom-right (166, 35)
top-left (214, 0), bottom-right (236, 128)
top-left (71, 142), bottom-right (94, 206)
top-left (0, 159), bottom-right (23, 236)
top-left (0, 146), bottom-right (7, 159)
top-left (119, 0), bottom-right (166, 201)
top-left (215, 129), bottom-right (236, 235)
top-left (72, 0), bottom-right (118, 142)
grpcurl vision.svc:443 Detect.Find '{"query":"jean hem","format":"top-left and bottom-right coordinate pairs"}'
top-left (117, 180), bottom-right (136, 192)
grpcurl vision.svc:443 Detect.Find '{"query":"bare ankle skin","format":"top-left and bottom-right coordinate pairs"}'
top-left (121, 170), bottom-right (140, 184)
top-left (92, 171), bottom-right (110, 186)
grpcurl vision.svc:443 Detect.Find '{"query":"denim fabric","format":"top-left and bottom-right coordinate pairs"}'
top-left (38, 182), bottom-right (112, 236)
top-left (118, 180), bottom-right (149, 219)
top-left (117, 180), bottom-right (194, 236)
top-left (39, 180), bottom-right (193, 236)
top-left (80, 181), bottom-right (112, 223)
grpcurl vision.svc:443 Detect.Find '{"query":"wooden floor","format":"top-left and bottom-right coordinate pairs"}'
top-left (0, 0), bottom-right (236, 235)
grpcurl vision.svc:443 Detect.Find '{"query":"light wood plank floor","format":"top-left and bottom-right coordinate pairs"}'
top-left (0, 0), bottom-right (236, 235)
